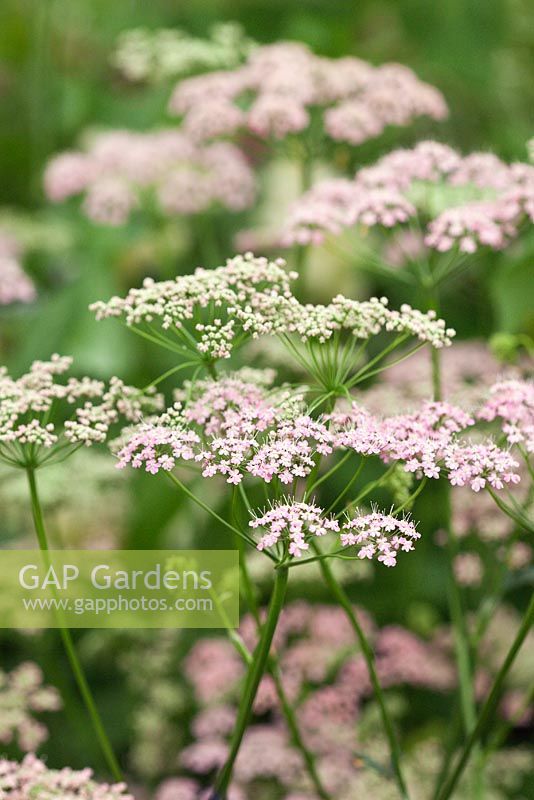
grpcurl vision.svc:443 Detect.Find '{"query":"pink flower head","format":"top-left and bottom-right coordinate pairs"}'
top-left (424, 200), bottom-right (518, 253)
top-left (168, 41), bottom-right (447, 147)
top-left (478, 379), bottom-right (534, 453)
top-left (250, 500), bottom-right (340, 557)
top-left (340, 511), bottom-right (420, 567)
top-left (0, 754), bottom-right (133, 799)
top-left (44, 129), bottom-right (256, 225)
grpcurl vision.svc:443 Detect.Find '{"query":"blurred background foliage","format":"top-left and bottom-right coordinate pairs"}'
top-left (0, 0), bottom-right (533, 780)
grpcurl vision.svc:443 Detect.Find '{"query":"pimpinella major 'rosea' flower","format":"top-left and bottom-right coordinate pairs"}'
top-left (250, 500), bottom-right (340, 558)
top-left (0, 662), bottom-right (61, 752)
top-left (92, 254), bottom-right (454, 375)
top-left (44, 130), bottom-right (256, 226)
top-left (168, 42), bottom-right (447, 146)
top-left (116, 394), bottom-right (333, 487)
top-left (249, 500), bottom-right (419, 565)
top-left (282, 140), bottom-right (534, 254)
top-left (0, 354), bottom-right (162, 468)
top-left (91, 253), bottom-right (297, 363)
top-left (477, 379), bottom-right (534, 453)
top-left (0, 754), bottom-right (132, 799)
top-left (329, 399), bottom-right (521, 492)
top-left (339, 510), bottom-right (420, 567)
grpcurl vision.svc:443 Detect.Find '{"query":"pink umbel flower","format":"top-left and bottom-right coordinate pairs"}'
top-left (91, 253), bottom-right (297, 360)
top-left (423, 200), bottom-right (518, 253)
top-left (340, 511), bottom-right (420, 567)
top-left (250, 500), bottom-right (340, 557)
top-left (453, 552), bottom-right (484, 587)
top-left (0, 662), bottom-right (61, 752)
top-left (478, 379), bottom-right (534, 453)
top-left (0, 355), bottom-right (162, 466)
top-left (0, 754), bottom-right (132, 799)
top-left (115, 372), bottom-right (320, 484)
top-left (168, 42), bottom-right (447, 147)
top-left (44, 129), bottom-right (256, 225)
top-left (177, 369), bottom-right (280, 438)
top-left (0, 231), bottom-right (36, 306)
top-left (282, 295), bottom-right (454, 349)
top-left (93, 253), bottom-right (453, 364)
top-left (282, 140), bottom-right (533, 255)
top-left (332, 399), bottom-right (521, 493)
top-left (115, 416), bottom-right (201, 475)
top-left (357, 141), bottom-right (462, 190)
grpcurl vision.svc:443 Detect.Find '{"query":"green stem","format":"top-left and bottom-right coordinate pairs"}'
top-left (166, 472), bottom-right (269, 556)
top-left (229, 508), bottom-right (331, 800)
top-left (212, 566), bottom-right (289, 798)
top-left (422, 273), bottom-right (483, 797)
top-left (431, 347), bottom-right (442, 401)
top-left (268, 658), bottom-right (331, 800)
top-left (487, 488), bottom-right (534, 534)
top-left (314, 543), bottom-right (410, 800)
top-left (445, 523), bottom-right (478, 735)
top-left (25, 467), bottom-right (123, 783)
top-left (435, 592), bottom-right (534, 800)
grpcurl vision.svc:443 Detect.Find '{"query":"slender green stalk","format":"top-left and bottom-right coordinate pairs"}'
top-left (486, 680), bottom-right (534, 753)
top-left (211, 566), bottom-right (289, 798)
top-left (435, 592), bottom-right (534, 800)
top-left (431, 347), bottom-right (442, 401)
top-left (314, 542), bottom-right (410, 800)
top-left (444, 516), bottom-right (477, 737)
top-left (25, 467), bottom-right (123, 782)
top-left (268, 657), bottom-right (331, 800)
top-left (422, 271), bottom-right (484, 798)
top-left (166, 472), bottom-right (270, 556)
top-left (228, 509), bottom-right (331, 800)
top-left (487, 488), bottom-right (534, 534)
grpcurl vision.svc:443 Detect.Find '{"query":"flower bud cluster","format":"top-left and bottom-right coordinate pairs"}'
top-left (0, 355), bottom-right (162, 463)
top-left (283, 141), bottom-right (534, 253)
top-left (0, 754), bottom-right (132, 799)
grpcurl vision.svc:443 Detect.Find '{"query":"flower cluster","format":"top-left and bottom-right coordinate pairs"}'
top-left (250, 501), bottom-right (340, 557)
top-left (378, 401), bottom-right (521, 490)
top-left (424, 200), bottom-right (519, 253)
top-left (92, 254), bottom-right (455, 364)
top-left (116, 365), bottom-right (524, 504)
top-left (168, 43), bottom-right (447, 145)
top-left (116, 404), bottom-right (331, 488)
top-left (177, 369), bottom-right (280, 437)
top-left (282, 140), bottom-right (534, 253)
top-left (477, 379), bottom-right (534, 453)
top-left (112, 23), bottom-right (254, 83)
top-left (284, 296), bottom-right (454, 348)
top-left (91, 254), bottom-right (297, 360)
top-left (0, 355), bottom-right (161, 466)
top-left (0, 662), bottom-right (61, 752)
top-left (332, 399), bottom-right (521, 492)
top-left (44, 130), bottom-right (256, 225)
top-left (0, 755), bottom-right (132, 799)
top-left (340, 511), bottom-right (420, 566)
top-left (0, 229), bottom-right (36, 306)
